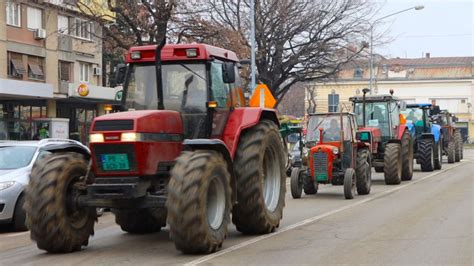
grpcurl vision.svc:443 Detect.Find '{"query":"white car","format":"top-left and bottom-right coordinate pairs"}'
top-left (0, 139), bottom-right (89, 231)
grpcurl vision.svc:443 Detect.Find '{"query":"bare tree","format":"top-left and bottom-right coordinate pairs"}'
top-left (277, 82), bottom-right (305, 117)
top-left (176, 0), bottom-right (373, 104)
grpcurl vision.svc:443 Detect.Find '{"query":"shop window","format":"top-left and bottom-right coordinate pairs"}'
top-left (6, 0), bottom-right (21, 27)
top-left (28, 56), bottom-right (45, 80)
top-left (7, 52), bottom-right (26, 79)
top-left (27, 7), bottom-right (43, 30)
top-left (79, 62), bottom-right (91, 82)
top-left (59, 61), bottom-right (72, 82)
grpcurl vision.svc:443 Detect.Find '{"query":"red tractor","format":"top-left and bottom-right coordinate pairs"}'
top-left (350, 89), bottom-right (414, 185)
top-left (24, 42), bottom-right (287, 254)
top-left (290, 112), bottom-right (372, 199)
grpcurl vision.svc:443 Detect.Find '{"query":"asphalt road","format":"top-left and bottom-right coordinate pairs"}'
top-left (1, 150), bottom-right (473, 265)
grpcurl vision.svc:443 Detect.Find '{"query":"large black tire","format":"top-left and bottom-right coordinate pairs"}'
top-left (303, 173), bottom-right (318, 195)
top-left (113, 208), bottom-right (166, 234)
top-left (290, 168), bottom-right (302, 199)
top-left (374, 166), bottom-right (384, 173)
top-left (13, 194), bottom-right (27, 231)
top-left (447, 141), bottom-right (455, 163)
top-left (454, 131), bottom-right (462, 162)
top-left (232, 120), bottom-right (286, 234)
top-left (167, 151), bottom-right (231, 254)
top-left (434, 140), bottom-right (442, 170)
top-left (24, 153), bottom-right (96, 253)
top-left (419, 139), bottom-right (434, 172)
top-left (401, 131), bottom-right (414, 181)
top-left (356, 149), bottom-right (371, 195)
top-left (343, 168), bottom-right (356, 200)
top-left (384, 143), bottom-right (402, 185)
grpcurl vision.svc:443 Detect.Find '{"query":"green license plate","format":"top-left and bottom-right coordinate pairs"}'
top-left (100, 153), bottom-right (130, 171)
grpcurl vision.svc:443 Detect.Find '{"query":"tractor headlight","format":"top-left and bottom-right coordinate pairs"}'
top-left (121, 132), bottom-right (143, 142)
top-left (0, 181), bottom-right (15, 191)
top-left (90, 133), bottom-right (104, 143)
top-left (332, 147), bottom-right (339, 155)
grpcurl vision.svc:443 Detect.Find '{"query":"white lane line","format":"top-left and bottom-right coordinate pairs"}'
top-left (185, 162), bottom-right (466, 266)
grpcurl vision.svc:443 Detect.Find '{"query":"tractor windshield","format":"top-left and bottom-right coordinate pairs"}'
top-left (401, 107), bottom-right (424, 126)
top-left (306, 115), bottom-right (351, 142)
top-left (125, 63), bottom-right (207, 112)
top-left (354, 101), bottom-right (392, 135)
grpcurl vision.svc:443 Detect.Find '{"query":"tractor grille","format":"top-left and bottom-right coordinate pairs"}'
top-left (94, 120), bottom-right (134, 131)
top-left (313, 151), bottom-right (328, 182)
top-left (93, 144), bottom-right (138, 173)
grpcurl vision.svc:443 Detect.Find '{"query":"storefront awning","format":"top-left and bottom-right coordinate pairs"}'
top-left (0, 78), bottom-right (53, 98)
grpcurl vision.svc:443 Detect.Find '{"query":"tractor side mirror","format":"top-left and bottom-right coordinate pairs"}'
top-left (222, 62), bottom-right (236, 84)
top-left (113, 64), bottom-right (127, 86)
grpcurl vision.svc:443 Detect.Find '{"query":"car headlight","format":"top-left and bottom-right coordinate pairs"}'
top-left (0, 181), bottom-right (15, 191)
top-left (332, 147), bottom-right (339, 155)
top-left (121, 132), bottom-right (143, 142)
top-left (90, 133), bottom-right (104, 143)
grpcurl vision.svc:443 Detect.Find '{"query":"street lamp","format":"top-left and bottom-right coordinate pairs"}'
top-left (368, 5), bottom-right (424, 94)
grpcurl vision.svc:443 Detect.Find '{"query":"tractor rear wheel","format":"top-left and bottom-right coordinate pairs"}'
top-left (24, 153), bottom-right (96, 253)
top-left (303, 174), bottom-right (318, 195)
top-left (447, 141), bottom-right (455, 163)
top-left (232, 120), bottom-right (286, 234)
top-left (384, 143), bottom-right (402, 185)
top-left (454, 131), bottom-right (462, 162)
top-left (356, 149), bottom-right (371, 195)
top-left (401, 131), bottom-right (414, 180)
top-left (419, 139), bottom-right (434, 172)
top-left (113, 208), bottom-right (166, 234)
top-left (290, 168), bottom-right (303, 199)
top-left (434, 140), bottom-right (442, 170)
top-left (167, 151), bottom-right (231, 254)
top-left (343, 168), bottom-right (356, 199)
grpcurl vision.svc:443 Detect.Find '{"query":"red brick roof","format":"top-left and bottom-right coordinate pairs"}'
top-left (380, 57), bottom-right (474, 66)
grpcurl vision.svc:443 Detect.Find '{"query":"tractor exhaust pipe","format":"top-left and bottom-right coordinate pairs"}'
top-left (155, 37), bottom-right (166, 110)
top-left (362, 88), bottom-right (370, 128)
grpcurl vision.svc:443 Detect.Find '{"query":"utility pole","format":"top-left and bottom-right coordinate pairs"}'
top-left (250, 0), bottom-right (256, 93)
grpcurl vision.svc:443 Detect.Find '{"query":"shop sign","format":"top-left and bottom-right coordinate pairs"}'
top-left (77, 84), bottom-right (90, 97)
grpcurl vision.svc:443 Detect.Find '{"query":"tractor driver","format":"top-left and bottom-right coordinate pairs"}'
top-left (325, 118), bottom-right (341, 141)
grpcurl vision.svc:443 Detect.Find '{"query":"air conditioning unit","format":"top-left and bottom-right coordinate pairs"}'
top-left (93, 66), bottom-right (102, 76)
top-left (34, 29), bottom-right (46, 40)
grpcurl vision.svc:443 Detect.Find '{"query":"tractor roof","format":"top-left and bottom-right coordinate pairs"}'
top-left (126, 43), bottom-right (239, 63)
top-left (349, 94), bottom-right (399, 102)
top-left (308, 112), bottom-right (355, 117)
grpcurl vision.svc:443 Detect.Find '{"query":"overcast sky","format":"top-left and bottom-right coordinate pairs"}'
top-left (374, 0), bottom-right (473, 58)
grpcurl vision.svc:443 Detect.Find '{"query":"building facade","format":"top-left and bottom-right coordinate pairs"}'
top-left (0, 0), bottom-right (118, 143)
top-left (307, 55), bottom-right (474, 142)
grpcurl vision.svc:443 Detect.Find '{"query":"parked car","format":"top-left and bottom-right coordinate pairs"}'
top-left (0, 139), bottom-right (89, 231)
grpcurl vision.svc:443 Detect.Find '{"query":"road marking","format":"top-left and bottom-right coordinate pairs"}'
top-left (185, 162), bottom-right (466, 266)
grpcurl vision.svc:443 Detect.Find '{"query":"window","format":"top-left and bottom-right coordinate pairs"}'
top-left (59, 61), bottom-right (72, 82)
top-left (6, 0), bottom-right (21, 27)
top-left (353, 67), bottom-right (363, 78)
top-left (74, 18), bottom-right (92, 40)
top-left (27, 7), bottom-right (42, 30)
top-left (27, 56), bottom-right (45, 80)
top-left (7, 52), bottom-right (26, 78)
top-left (58, 15), bottom-right (69, 34)
top-left (79, 62), bottom-right (91, 82)
top-left (210, 62), bottom-right (230, 107)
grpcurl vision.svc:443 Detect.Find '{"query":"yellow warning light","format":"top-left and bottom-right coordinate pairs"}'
top-left (249, 84), bottom-right (277, 108)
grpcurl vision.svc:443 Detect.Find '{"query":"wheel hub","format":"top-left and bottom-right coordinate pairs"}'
top-left (206, 177), bottom-right (225, 230)
top-left (262, 147), bottom-right (281, 212)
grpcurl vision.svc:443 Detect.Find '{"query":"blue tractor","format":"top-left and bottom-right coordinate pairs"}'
top-left (401, 104), bottom-right (442, 171)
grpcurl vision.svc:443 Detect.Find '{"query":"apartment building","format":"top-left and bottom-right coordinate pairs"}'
top-left (0, 0), bottom-right (118, 143)
top-left (307, 55), bottom-right (474, 142)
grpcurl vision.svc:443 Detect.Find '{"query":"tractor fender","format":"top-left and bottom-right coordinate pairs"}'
top-left (183, 139), bottom-right (237, 203)
top-left (41, 142), bottom-right (91, 160)
top-left (431, 124), bottom-right (441, 143)
top-left (221, 107), bottom-right (279, 158)
top-left (397, 124), bottom-right (409, 140)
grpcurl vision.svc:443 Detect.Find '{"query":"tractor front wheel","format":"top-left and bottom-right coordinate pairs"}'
top-left (384, 143), bottom-right (402, 185)
top-left (454, 131), bottom-right (462, 162)
top-left (24, 153), bottom-right (96, 253)
top-left (419, 139), bottom-right (434, 172)
top-left (113, 208), bottom-right (166, 234)
top-left (401, 131), bottom-right (414, 180)
top-left (343, 168), bottom-right (356, 200)
top-left (167, 151), bottom-right (231, 254)
top-left (290, 168), bottom-right (303, 199)
top-left (434, 140), bottom-right (443, 170)
top-left (233, 120), bottom-right (286, 234)
top-left (356, 149), bottom-right (371, 195)
top-left (447, 141), bottom-right (455, 163)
